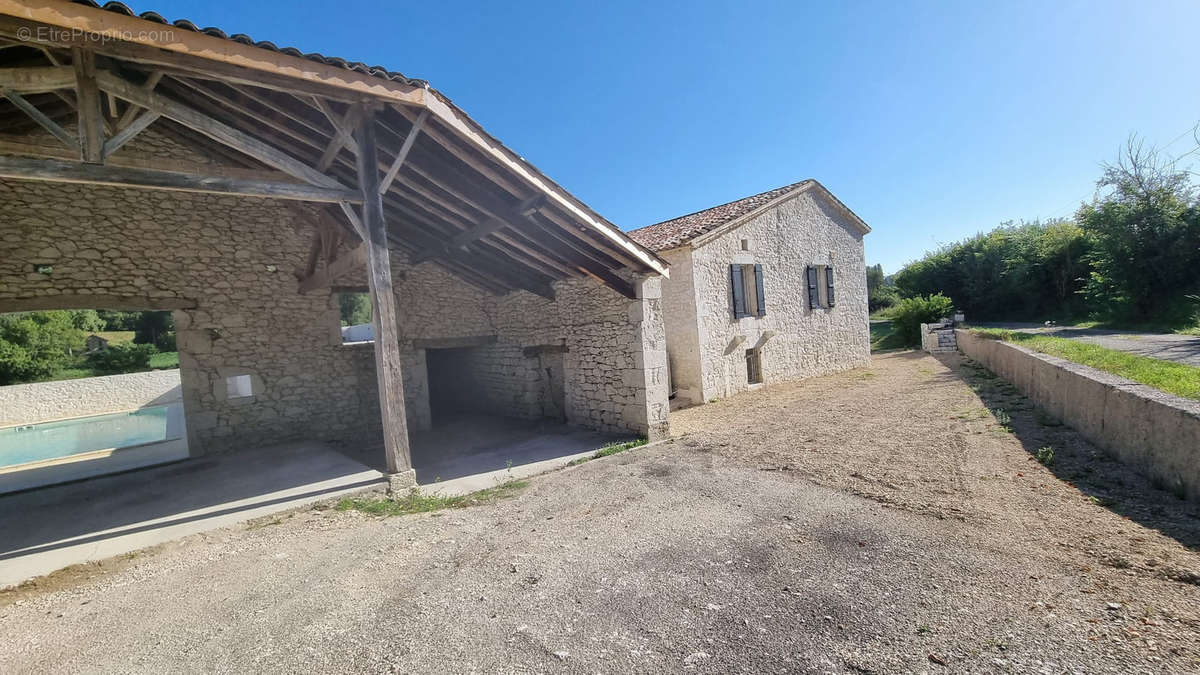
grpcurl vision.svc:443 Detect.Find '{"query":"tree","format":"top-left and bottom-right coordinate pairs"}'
top-left (86, 342), bottom-right (156, 374)
top-left (67, 309), bottom-right (105, 333)
top-left (97, 310), bottom-right (140, 331)
top-left (866, 263), bottom-right (899, 312)
top-left (0, 311), bottom-right (85, 385)
top-left (338, 292), bottom-right (372, 326)
top-left (1078, 137), bottom-right (1200, 321)
top-left (132, 311), bottom-right (175, 349)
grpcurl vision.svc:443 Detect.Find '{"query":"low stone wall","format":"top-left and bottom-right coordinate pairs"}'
top-left (920, 323), bottom-right (957, 353)
top-left (0, 369), bottom-right (182, 426)
top-left (955, 329), bottom-right (1200, 500)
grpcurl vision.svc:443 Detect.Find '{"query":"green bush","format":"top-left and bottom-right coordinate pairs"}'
top-left (0, 311), bottom-right (84, 385)
top-left (891, 293), bottom-right (954, 347)
top-left (86, 342), bottom-right (156, 374)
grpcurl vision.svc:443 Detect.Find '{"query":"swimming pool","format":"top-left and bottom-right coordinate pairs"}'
top-left (0, 404), bottom-right (189, 493)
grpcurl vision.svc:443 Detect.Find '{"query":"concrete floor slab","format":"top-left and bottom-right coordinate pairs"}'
top-left (0, 441), bottom-right (382, 588)
top-left (408, 414), bottom-right (632, 485)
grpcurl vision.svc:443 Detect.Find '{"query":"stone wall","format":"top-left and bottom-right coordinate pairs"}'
top-left (659, 247), bottom-right (703, 403)
top-left (0, 369), bottom-right (181, 426)
top-left (956, 329), bottom-right (1200, 501)
top-left (660, 188), bottom-right (871, 403)
top-left (0, 127), bottom-right (668, 454)
top-left (346, 263), bottom-right (670, 440)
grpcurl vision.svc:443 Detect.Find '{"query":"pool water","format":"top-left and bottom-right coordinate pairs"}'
top-left (0, 405), bottom-right (180, 469)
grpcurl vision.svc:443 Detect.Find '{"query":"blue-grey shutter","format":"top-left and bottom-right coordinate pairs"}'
top-left (754, 264), bottom-right (766, 317)
top-left (730, 264), bottom-right (747, 318)
top-left (806, 266), bottom-right (819, 309)
top-left (826, 266), bottom-right (836, 308)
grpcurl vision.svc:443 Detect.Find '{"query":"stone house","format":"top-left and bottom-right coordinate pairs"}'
top-left (84, 334), bottom-right (109, 353)
top-left (0, 0), bottom-right (670, 491)
top-left (627, 180), bottom-right (871, 405)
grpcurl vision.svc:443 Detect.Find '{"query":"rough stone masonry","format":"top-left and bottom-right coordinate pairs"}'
top-left (0, 126), bottom-right (669, 457)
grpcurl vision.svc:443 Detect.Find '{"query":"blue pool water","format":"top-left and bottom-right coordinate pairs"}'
top-left (0, 406), bottom-right (177, 469)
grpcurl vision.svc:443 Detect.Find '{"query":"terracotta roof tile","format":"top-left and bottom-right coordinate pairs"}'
top-left (626, 180), bottom-right (813, 251)
top-left (73, 1), bottom-right (427, 88)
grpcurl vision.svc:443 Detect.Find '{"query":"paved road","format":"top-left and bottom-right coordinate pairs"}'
top-left (984, 323), bottom-right (1200, 367)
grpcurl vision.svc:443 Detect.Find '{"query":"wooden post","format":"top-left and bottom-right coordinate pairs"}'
top-left (355, 107), bottom-right (413, 481)
top-left (71, 48), bottom-right (103, 163)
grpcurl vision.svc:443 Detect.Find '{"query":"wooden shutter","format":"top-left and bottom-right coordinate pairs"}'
top-left (825, 266), bottom-right (836, 308)
top-left (730, 264), bottom-right (747, 318)
top-left (806, 265), bottom-right (819, 309)
top-left (754, 264), bottom-right (766, 317)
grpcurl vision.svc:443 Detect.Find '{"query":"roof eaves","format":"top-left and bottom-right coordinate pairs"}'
top-left (10, 0), bottom-right (670, 276)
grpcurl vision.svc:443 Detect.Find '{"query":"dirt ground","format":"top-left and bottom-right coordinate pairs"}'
top-left (2, 351), bottom-right (1198, 673)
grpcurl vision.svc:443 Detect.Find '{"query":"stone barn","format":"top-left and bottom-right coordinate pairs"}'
top-left (628, 180), bottom-right (871, 405)
top-left (0, 0), bottom-right (670, 496)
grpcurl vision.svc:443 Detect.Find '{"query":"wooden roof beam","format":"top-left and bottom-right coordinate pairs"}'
top-left (95, 69), bottom-right (347, 191)
top-left (0, 155), bottom-right (362, 203)
top-left (0, 7), bottom-right (425, 106)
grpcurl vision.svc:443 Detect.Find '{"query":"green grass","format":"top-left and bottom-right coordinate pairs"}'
top-left (89, 330), bottom-right (135, 344)
top-left (148, 351), bottom-right (178, 369)
top-left (567, 438), bottom-right (648, 466)
top-left (870, 320), bottom-right (907, 352)
top-left (972, 329), bottom-right (1200, 399)
top-left (336, 480), bottom-right (529, 517)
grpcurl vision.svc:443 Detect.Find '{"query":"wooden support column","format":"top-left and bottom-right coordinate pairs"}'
top-left (355, 107), bottom-right (413, 482)
top-left (71, 48), bottom-right (103, 163)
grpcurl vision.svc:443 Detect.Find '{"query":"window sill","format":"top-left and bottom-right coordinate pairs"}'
top-left (747, 382), bottom-right (765, 390)
top-left (339, 340), bottom-right (376, 348)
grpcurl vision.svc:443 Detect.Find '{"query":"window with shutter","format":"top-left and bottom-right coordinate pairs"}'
top-left (730, 264), bottom-right (747, 318)
top-left (753, 264), bottom-right (766, 317)
top-left (825, 266), bottom-right (836, 308)
top-left (806, 266), bottom-right (819, 309)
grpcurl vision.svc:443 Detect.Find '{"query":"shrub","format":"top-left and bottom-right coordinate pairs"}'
top-left (1036, 446), bottom-right (1055, 466)
top-left (87, 342), bottom-right (156, 374)
top-left (891, 293), bottom-right (954, 346)
top-left (0, 311), bottom-right (84, 385)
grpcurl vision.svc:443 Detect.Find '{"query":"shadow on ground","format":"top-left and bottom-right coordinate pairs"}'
top-left (932, 353), bottom-right (1200, 553)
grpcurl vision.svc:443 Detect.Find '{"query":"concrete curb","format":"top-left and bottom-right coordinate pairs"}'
top-left (955, 329), bottom-right (1200, 500)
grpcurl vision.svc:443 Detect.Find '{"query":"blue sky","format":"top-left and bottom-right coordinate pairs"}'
top-left (139, 0), bottom-right (1200, 273)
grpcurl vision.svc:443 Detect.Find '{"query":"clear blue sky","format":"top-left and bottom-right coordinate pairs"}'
top-left (138, 0), bottom-right (1200, 273)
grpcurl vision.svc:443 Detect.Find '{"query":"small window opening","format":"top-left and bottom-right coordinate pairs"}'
top-left (745, 348), bottom-right (763, 384)
top-left (226, 374), bottom-right (254, 399)
top-left (740, 238), bottom-right (750, 251)
top-left (337, 291), bottom-right (374, 343)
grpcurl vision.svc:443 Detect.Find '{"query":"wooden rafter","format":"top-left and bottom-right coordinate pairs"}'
top-left (1, 88), bottom-right (74, 148)
top-left (95, 70), bottom-right (347, 191)
top-left (114, 70), bottom-right (161, 130)
top-left (379, 108), bottom-right (427, 195)
top-left (0, 28), bottom-right (663, 300)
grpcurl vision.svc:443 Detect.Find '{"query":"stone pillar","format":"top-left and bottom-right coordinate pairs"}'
top-left (622, 274), bottom-right (671, 440)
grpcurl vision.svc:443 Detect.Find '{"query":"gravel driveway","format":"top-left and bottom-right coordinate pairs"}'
top-left (987, 324), bottom-right (1200, 367)
top-left (2, 352), bottom-right (1198, 673)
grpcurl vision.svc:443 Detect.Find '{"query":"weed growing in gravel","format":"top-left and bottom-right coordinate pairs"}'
top-left (567, 438), bottom-right (648, 466)
top-left (336, 480), bottom-right (529, 517)
top-left (915, 624), bottom-right (932, 635)
top-left (990, 408), bottom-right (1012, 431)
top-left (1089, 495), bottom-right (1117, 508)
top-left (1036, 446), bottom-right (1055, 466)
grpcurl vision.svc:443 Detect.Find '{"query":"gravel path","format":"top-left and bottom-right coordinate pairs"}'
top-left (2, 351), bottom-right (1198, 673)
top-left (987, 324), bottom-right (1200, 367)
